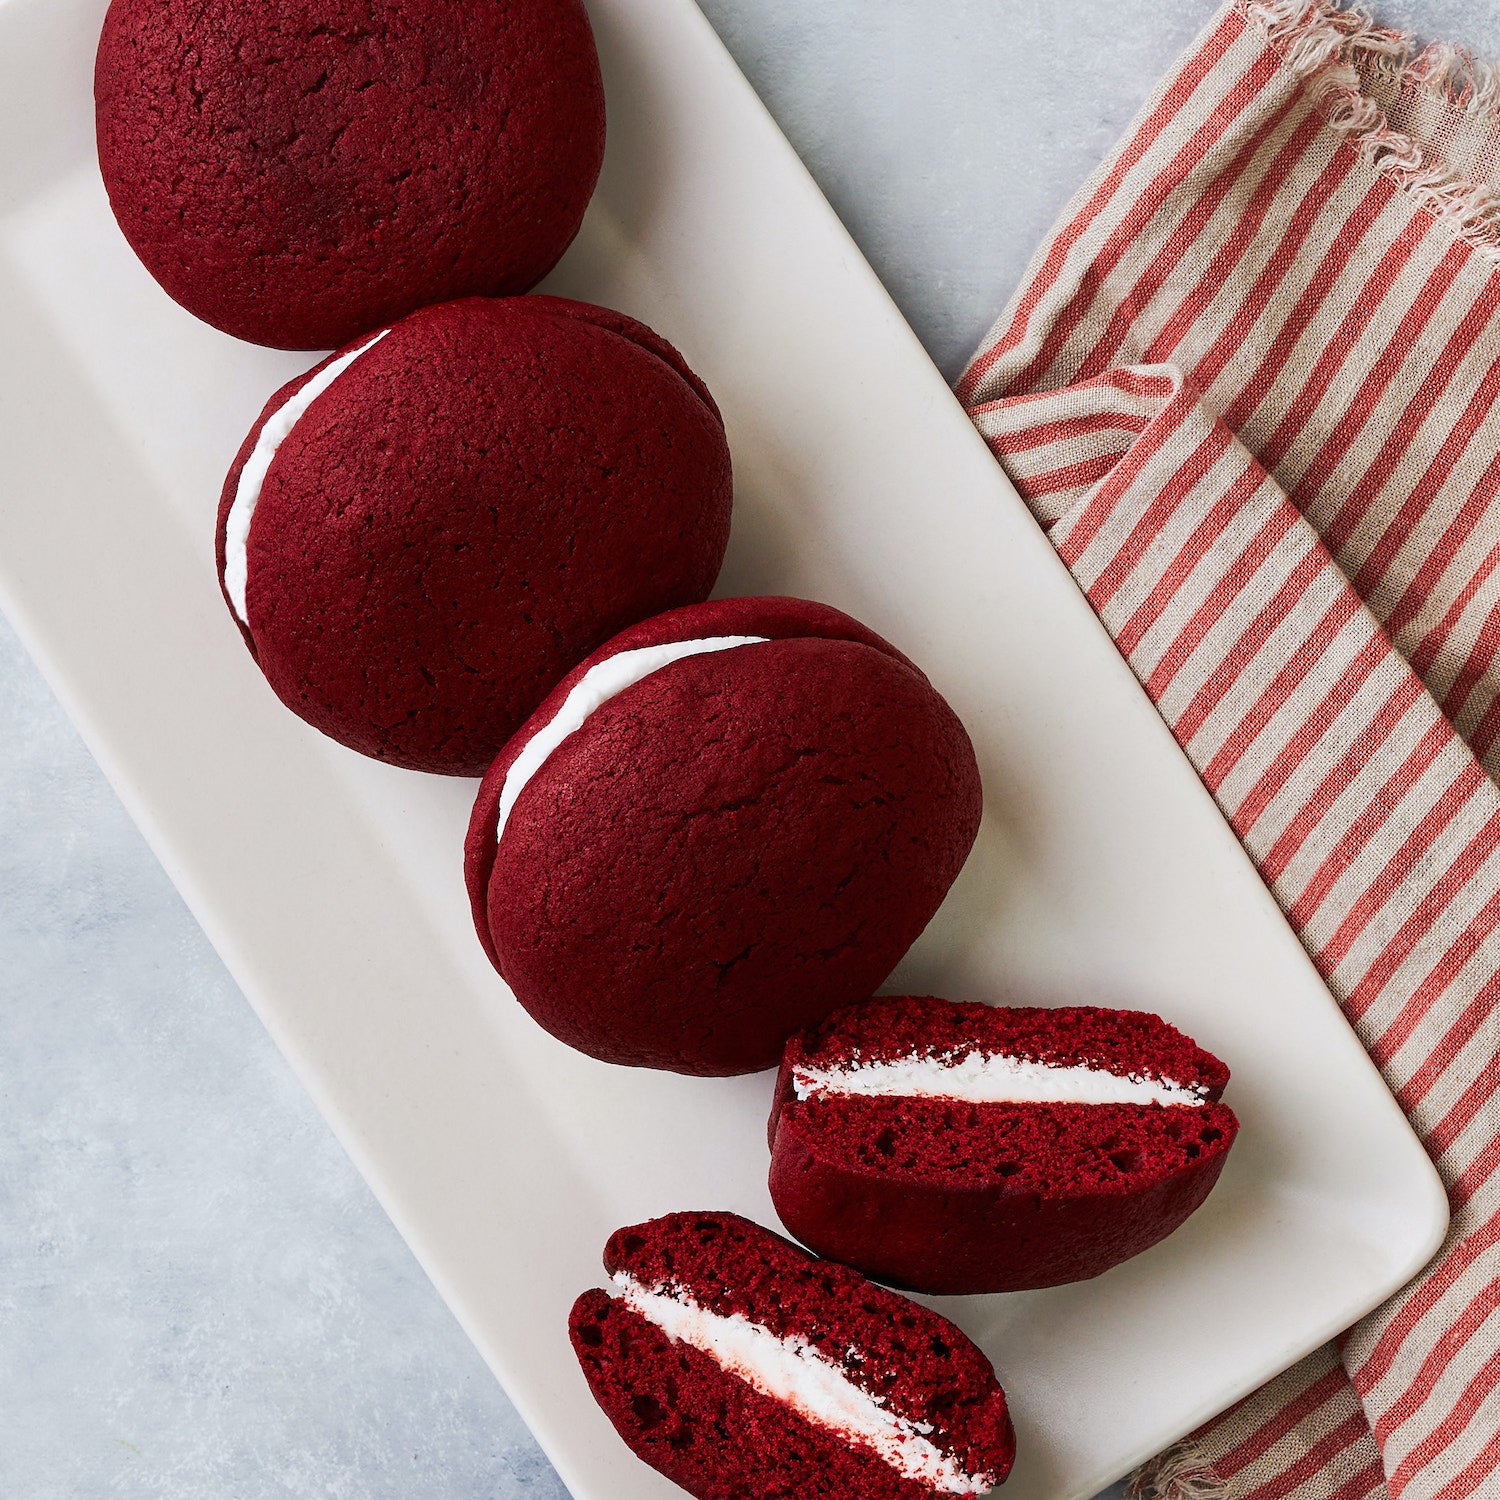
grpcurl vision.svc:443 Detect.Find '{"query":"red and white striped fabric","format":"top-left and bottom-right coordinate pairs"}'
top-left (959, 3), bottom-right (1500, 1497)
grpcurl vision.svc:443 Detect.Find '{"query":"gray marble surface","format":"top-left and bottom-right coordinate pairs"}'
top-left (8, 2), bottom-right (1500, 1497)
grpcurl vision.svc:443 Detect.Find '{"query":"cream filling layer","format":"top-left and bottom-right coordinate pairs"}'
top-left (611, 1274), bottom-right (995, 1495)
top-left (493, 635), bottom-right (768, 846)
top-left (792, 1051), bottom-right (1208, 1108)
top-left (223, 329), bottom-right (391, 626)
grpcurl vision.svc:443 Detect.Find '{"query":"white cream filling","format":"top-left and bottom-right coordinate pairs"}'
top-left (612, 1273), bottom-right (995, 1495)
top-left (222, 328), bottom-right (392, 625)
top-left (493, 635), bottom-right (768, 846)
top-left (793, 1050), bottom-right (1208, 1108)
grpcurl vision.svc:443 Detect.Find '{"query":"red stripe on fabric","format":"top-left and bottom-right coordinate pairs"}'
top-left (1217, 176), bottom-right (1399, 435)
top-left (1378, 903), bottom-right (1500, 1076)
top-left (1326, 1459), bottom-right (1392, 1500)
top-left (1144, 502), bottom-right (1300, 700)
top-left (954, 7), bottom-right (1246, 402)
top-left (1426, 1436), bottom-right (1500, 1500)
top-left (1469, 695), bottom-right (1500, 764)
top-left (1354, 1207), bottom-right (1500, 1390)
top-left (992, 411), bottom-right (1149, 456)
top-left (1115, 457), bottom-right (1268, 658)
top-left (1389, 519), bottom-right (1500, 731)
top-left (1229, 628), bottom-right (1392, 838)
top-left (970, 368), bottom-right (1178, 415)
top-left (1180, 144), bottom-right (1361, 388)
top-left (1056, 396), bottom-right (1195, 565)
top-left (1216, 1365), bottom-right (1353, 1478)
top-left (1443, 604), bottom-right (1500, 725)
top-left (1170, 538), bottom-right (1327, 744)
top-left (1071, 92), bottom-right (1315, 384)
top-left (1424, 1057), bottom-right (1500, 1158)
top-left (1088, 426), bottom-right (1233, 612)
top-left (1373, 1276), bottom-right (1500, 1447)
top-left (1136, 106), bottom-right (1330, 370)
top-left (1237, 218), bottom-right (1433, 472)
top-left (1288, 241), bottom-right (1470, 524)
top-left (1262, 674), bottom-right (1425, 881)
top-left (1323, 807), bottom-right (1500, 990)
top-left (1012, 453), bottom-right (1125, 501)
top-left (1385, 967), bottom-right (1500, 1097)
top-left (999, 50), bottom-right (1283, 398)
top-left (1386, 1352), bottom-right (1500, 1493)
top-left (1237, 1412), bottom-right (1373, 1500)
top-left (1107, 369), bottom-right (1179, 399)
top-left (1198, 591), bottom-right (1359, 791)
top-left (1340, 809), bottom-right (1500, 1017)
top-left (1286, 732), bottom-right (1475, 936)
top-left (1351, 377), bottom-right (1500, 612)
top-left (1409, 529), bottom-right (1500, 685)
top-left (1452, 1133), bottom-right (1500, 1212)
top-left (1311, 256), bottom-right (1498, 558)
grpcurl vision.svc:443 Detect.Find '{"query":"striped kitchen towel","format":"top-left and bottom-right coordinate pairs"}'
top-left (959, 3), bottom-right (1500, 1498)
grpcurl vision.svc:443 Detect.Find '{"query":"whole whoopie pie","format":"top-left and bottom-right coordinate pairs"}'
top-left (570, 1211), bottom-right (1016, 1498)
top-left (216, 296), bottom-right (733, 776)
top-left (769, 996), bottom-right (1239, 1293)
top-left (464, 598), bottom-right (984, 1075)
top-left (95, 0), bottom-right (606, 349)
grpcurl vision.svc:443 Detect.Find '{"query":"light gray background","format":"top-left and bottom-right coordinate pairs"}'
top-left (6, 2), bottom-right (1499, 1496)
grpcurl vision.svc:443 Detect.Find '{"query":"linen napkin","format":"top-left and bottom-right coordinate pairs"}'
top-left (959, 3), bottom-right (1500, 1497)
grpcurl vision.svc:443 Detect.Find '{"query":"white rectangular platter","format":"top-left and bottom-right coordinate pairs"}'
top-left (0, 0), bottom-right (1449, 1496)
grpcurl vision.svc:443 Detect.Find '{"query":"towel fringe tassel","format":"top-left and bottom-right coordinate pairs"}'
top-left (1238, 0), bottom-right (1500, 260)
top-left (1126, 1439), bottom-right (1233, 1500)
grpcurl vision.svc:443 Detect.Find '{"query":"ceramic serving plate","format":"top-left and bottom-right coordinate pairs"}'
top-left (0, 0), bottom-right (1449, 1495)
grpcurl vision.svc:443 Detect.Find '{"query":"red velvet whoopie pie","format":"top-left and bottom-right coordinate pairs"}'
top-left (465, 599), bottom-right (984, 1075)
top-left (769, 996), bottom-right (1239, 1294)
top-left (570, 1211), bottom-right (1016, 1499)
top-left (96, 0), bottom-right (606, 349)
top-left (216, 296), bottom-right (732, 776)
